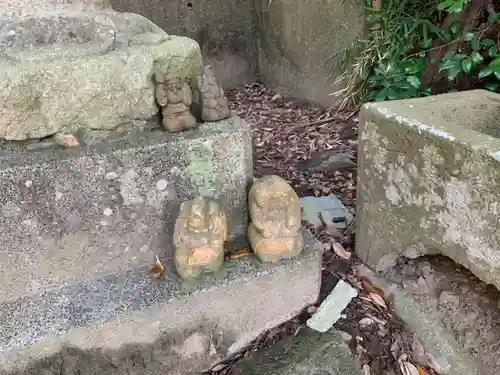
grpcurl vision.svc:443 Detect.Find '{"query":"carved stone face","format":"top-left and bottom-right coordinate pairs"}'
top-left (187, 198), bottom-right (205, 231)
top-left (166, 78), bottom-right (183, 92)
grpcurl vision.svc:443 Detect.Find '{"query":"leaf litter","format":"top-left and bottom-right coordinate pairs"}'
top-left (207, 83), bottom-right (439, 375)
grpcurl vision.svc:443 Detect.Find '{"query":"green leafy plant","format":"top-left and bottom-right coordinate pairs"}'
top-left (330, 0), bottom-right (500, 108)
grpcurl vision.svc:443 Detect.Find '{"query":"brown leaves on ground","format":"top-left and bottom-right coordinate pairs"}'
top-left (150, 255), bottom-right (165, 280)
top-left (209, 84), bottom-right (438, 375)
top-left (226, 84), bottom-right (357, 204)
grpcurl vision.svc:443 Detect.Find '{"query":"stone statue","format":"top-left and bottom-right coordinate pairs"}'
top-left (248, 175), bottom-right (304, 263)
top-left (173, 196), bottom-right (228, 280)
top-left (193, 65), bottom-right (231, 122)
top-left (155, 73), bottom-right (197, 132)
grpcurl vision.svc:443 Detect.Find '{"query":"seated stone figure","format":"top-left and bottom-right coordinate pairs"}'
top-left (193, 65), bottom-right (231, 122)
top-left (155, 73), bottom-right (198, 132)
top-left (173, 196), bottom-right (228, 280)
top-left (248, 175), bottom-right (304, 263)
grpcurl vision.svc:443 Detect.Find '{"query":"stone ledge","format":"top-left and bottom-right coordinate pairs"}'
top-left (0, 10), bottom-right (202, 140)
top-left (0, 230), bottom-right (321, 374)
top-left (0, 117), bottom-right (252, 304)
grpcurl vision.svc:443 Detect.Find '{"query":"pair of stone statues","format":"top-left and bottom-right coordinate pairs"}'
top-left (173, 175), bottom-right (304, 280)
top-left (154, 64), bottom-right (231, 132)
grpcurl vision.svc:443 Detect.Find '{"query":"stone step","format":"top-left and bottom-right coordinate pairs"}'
top-left (232, 327), bottom-right (364, 375)
top-left (0, 230), bottom-right (321, 374)
top-left (0, 117), bottom-right (252, 305)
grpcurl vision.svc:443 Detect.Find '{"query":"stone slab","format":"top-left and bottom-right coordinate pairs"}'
top-left (0, 10), bottom-right (202, 140)
top-left (232, 327), bottom-right (363, 375)
top-left (0, 229), bottom-right (322, 375)
top-left (357, 90), bottom-right (500, 290)
top-left (0, 117), bottom-right (252, 304)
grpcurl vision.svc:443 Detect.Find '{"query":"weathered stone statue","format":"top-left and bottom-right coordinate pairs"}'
top-left (155, 74), bottom-right (198, 133)
top-left (173, 196), bottom-right (228, 280)
top-left (193, 65), bottom-right (231, 122)
top-left (248, 175), bottom-right (304, 263)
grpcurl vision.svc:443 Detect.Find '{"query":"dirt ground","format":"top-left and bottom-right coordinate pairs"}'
top-left (208, 84), bottom-right (437, 375)
top-left (209, 83), bottom-right (500, 375)
top-left (382, 255), bottom-right (500, 375)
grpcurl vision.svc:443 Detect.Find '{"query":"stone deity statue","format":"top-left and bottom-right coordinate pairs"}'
top-left (193, 65), bottom-right (231, 122)
top-left (248, 175), bottom-right (304, 263)
top-left (155, 73), bottom-right (197, 132)
top-left (173, 196), bottom-right (228, 280)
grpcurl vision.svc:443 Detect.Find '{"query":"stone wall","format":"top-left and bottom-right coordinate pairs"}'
top-left (111, 0), bottom-right (364, 106)
top-left (112, 0), bottom-right (258, 89)
top-left (253, 0), bottom-right (364, 106)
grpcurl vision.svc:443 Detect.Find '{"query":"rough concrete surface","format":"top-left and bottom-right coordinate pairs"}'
top-left (382, 256), bottom-right (500, 375)
top-left (0, 10), bottom-right (202, 140)
top-left (232, 327), bottom-right (363, 375)
top-left (112, 0), bottom-right (257, 89)
top-left (357, 90), bottom-right (500, 290)
top-left (253, 0), bottom-right (363, 106)
top-left (0, 117), bottom-right (252, 304)
top-left (0, 230), bottom-right (321, 375)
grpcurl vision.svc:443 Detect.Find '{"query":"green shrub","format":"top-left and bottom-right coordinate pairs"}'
top-left (330, 0), bottom-right (499, 108)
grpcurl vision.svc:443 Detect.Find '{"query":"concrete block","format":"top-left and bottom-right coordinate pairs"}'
top-left (232, 327), bottom-right (363, 375)
top-left (0, 230), bottom-right (321, 375)
top-left (357, 90), bottom-right (500, 289)
top-left (0, 117), bottom-right (252, 305)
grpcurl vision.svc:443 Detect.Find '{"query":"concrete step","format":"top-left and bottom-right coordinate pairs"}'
top-left (1, 230), bottom-right (321, 374)
top-left (0, 117), bottom-right (252, 305)
top-left (232, 327), bottom-right (364, 375)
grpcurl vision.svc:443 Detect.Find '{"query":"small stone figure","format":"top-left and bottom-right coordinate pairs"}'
top-left (173, 196), bottom-right (228, 280)
top-left (193, 65), bottom-right (231, 122)
top-left (155, 73), bottom-right (197, 132)
top-left (248, 175), bottom-right (304, 263)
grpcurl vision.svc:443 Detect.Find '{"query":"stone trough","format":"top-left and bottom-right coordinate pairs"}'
top-left (357, 89), bottom-right (500, 290)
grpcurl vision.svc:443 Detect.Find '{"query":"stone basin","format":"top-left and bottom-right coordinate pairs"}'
top-left (357, 90), bottom-right (500, 290)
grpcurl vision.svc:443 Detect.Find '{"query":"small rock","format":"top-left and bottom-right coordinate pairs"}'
top-left (306, 280), bottom-right (358, 333)
top-left (53, 133), bottom-right (80, 148)
top-left (300, 195), bottom-right (352, 227)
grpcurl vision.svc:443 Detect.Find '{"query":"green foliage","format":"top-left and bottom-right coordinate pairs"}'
top-left (330, 0), bottom-right (500, 108)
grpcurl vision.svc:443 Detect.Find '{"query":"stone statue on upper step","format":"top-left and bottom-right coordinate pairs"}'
top-left (247, 175), bottom-right (304, 263)
top-left (192, 65), bottom-right (231, 122)
top-left (155, 73), bottom-right (198, 133)
top-left (0, 0), bottom-right (204, 141)
top-left (173, 196), bottom-right (228, 280)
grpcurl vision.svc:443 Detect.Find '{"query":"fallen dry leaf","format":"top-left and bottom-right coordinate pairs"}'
top-left (150, 255), bottom-right (165, 280)
top-left (417, 366), bottom-right (432, 375)
top-left (227, 246), bottom-right (253, 260)
top-left (361, 277), bottom-right (385, 297)
top-left (400, 361), bottom-right (420, 375)
top-left (332, 242), bottom-right (352, 260)
top-left (369, 293), bottom-right (387, 309)
top-left (359, 317), bottom-right (375, 327)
